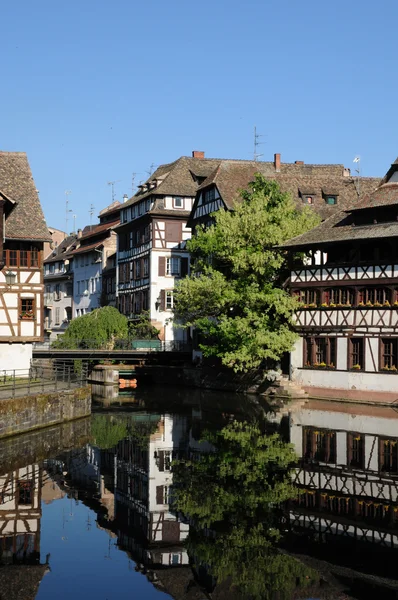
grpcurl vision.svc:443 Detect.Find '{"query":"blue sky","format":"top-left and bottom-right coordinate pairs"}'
top-left (1, 0), bottom-right (397, 232)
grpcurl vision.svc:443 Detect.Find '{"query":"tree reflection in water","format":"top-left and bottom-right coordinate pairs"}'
top-left (172, 420), bottom-right (321, 599)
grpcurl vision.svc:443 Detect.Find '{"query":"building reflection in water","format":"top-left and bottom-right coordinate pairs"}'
top-left (288, 399), bottom-right (398, 582)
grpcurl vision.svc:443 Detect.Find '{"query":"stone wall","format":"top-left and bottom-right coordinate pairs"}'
top-left (0, 386), bottom-right (91, 440)
top-left (0, 417), bottom-right (91, 473)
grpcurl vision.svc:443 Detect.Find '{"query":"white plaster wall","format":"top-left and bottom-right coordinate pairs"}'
top-left (0, 343), bottom-right (32, 371)
top-left (73, 256), bottom-right (102, 316)
top-left (336, 337), bottom-right (347, 370)
top-left (293, 368), bottom-right (398, 393)
top-left (149, 250), bottom-right (189, 343)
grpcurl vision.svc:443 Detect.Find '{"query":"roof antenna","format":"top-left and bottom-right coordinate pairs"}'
top-left (253, 126), bottom-right (264, 162)
top-left (65, 190), bottom-right (72, 236)
top-left (131, 172), bottom-right (137, 195)
top-left (146, 163), bottom-right (156, 177)
top-left (353, 156), bottom-right (361, 196)
top-left (89, 203), bottom-right (95, 226)
top-left (107, 180), bottom-right (120, 202)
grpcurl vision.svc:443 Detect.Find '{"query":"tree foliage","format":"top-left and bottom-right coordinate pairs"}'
top-left (174, 175), bottom-right (320, 371)
top-left (128, 311), bottom-right (160, 340)
top-left (91, 414), bottom-right (160, 449)
top-left (171, 421), bottom-right (319, 599)
top-left (52, 306), bottom-right (128, 349)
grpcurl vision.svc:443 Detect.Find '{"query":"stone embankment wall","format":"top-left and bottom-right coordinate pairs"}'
top-left (0, 386), bottom-right (91, 440)
top-left (0, 417), bottom-right (91, 472)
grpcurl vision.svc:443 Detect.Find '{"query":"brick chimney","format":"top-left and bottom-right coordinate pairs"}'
top-left (295, 160), bottom-right (304, 165)
top-left (192, 151), bottom-right (205, 159)
top-left (77, 228), bottom-right (82, 239)
top-left (274, 153), bottom-right (281, 172)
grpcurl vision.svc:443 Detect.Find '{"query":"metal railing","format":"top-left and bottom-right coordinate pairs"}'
top-left (33, 340), bottom-right (192, 353)
top-left (0, 363), bottom-right (88, 399)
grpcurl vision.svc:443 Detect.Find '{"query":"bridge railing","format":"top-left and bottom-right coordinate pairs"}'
top-left (0, 363), bottom-right (89, 399)
top-left (33, 340), bottom-right (192, 353)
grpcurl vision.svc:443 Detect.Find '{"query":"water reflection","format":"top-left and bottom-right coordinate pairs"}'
top-left (3, 391), bottom-right (398, 598)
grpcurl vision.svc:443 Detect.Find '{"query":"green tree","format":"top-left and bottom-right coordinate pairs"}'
top-left (174, 175), bottom-right (320, 372)
top-left (128, 311), bottom-right (160, 340)
top-left (172, 421), bottom-right (319, 599)
top-left (91, 414), bottom-right (159, 449)
top-left (52, 306), bottom-right (128, 349)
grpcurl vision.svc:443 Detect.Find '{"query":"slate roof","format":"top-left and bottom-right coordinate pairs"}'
top-left (0, 151), bottom-right (51, 241)
top-left (122, 155), bottom-right (380, 224)
top-left (80, 218), bottom-right (120, 239)
top-left (349, 181), bottom-right (398, 211)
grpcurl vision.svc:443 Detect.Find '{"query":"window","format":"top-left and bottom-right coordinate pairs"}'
top-left (347, 432), bottom-right (365, 468)
top-left (55, 307), bottom-right (61, 325)
top-left (303, 427), bottom-right (336, 463)
top-left (380, 338), bottom-right (398, 371)
top-left (77, 281), bottom-right (81, 295)
top-left (304, 196), bottom-right (313, 204)
top-left (173, 196), bottom-right (183, 209)
top-left (358, 287), bottom-right (391, 306)
top-left (379, 437), bottom-right (398, 474)
top-left (166, 291), bottom-right (173, 309)
top-left (326, 196), bottom-right (337, 205)
top-left (49, 264), bottom-right (55, 274)
top-left (324, 288), bottom-right (354, 306)
top-left (203, 188), bottom-right (215, 204)
top-left (143, 257), bottom-right (149, 277)
top-left (294, 289), bottom-right (319, 306)
top-left (20, 298), bottom-right (35, 320)
top-left (349, 338), bottom-right (364, 370)
top-left (55, 284), bottom-right (61, 300)
top-left (17, 481), bottom-right (33, 506)
top-left (135, 260), bottom-right (141, 279)
top-left (66, 283), bottom-right (73, 296)
top-left (166, 257), bottom-right (180, 276)
top-left (304, 336), bottom-right (336, 368)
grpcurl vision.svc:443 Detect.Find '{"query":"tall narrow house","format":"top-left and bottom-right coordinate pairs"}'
top-left (0, 152), bottom-right (50, 370)
top-left (116, 152), bottom-right (217, 342)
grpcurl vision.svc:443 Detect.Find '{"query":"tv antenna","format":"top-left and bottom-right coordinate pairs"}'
top-left (65, 190), bottom-right (72, 236)
top-left (131, 172), bottom-right (137, 195)
top-left (253, 126), bottom-right (264, 162)
top-left (89, 203), bottom-right (95, 226)
top-left (107, 180), bottom-right (120, 202)
top-left (73, 214), bottom-right (77, 233)
top-left (146, 163), bottom-right (156, 177)
top-left (353, 156), bottom-right (361, 196)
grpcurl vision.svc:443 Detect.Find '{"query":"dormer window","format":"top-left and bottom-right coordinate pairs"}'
top-left (299, 189), bottom-right (315, 205)
top-left (173, 197), bottom-right (184, 209)
top-left (322, 189), bottom-right (339, 205)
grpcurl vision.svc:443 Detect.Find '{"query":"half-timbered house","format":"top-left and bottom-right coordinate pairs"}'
top-left (116, 152), bottom-right (218, 342)
top-left (289, 400), bottom-right (398, 558)
top-left (188, 152), bottom-right (380, 232)
top-left (282, 158), bottom-right (398, 399)
top-left (0, 152), bottom-right (50, 370)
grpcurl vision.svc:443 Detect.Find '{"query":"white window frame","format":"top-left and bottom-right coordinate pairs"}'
top-left (166, 257), bottom-right (180, 276)
top-left (166, 290), bottom-right (173, 310)
top-left (173, 196), bottom-right (184, 209)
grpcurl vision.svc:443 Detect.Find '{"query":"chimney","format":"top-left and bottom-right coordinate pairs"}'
top-left (123, 194), bottom-right (128, 203)
top-left (192, 150), bottom-right (205, 159)
top-left (274, 153), bottom-right (281, 172)
top-left (77, 228), bottom-right (82, 239)
top-left (295, 160), bottom-right (304, 165)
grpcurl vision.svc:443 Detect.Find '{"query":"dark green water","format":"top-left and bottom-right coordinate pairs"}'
top-left (1, 387), bottom-right (398, 599)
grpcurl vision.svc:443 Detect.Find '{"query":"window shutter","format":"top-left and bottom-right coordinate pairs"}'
top-left (165, 221), bottom-right (182, 242)
top-left (160, 290), bottom-right (165, 312)
top-left (180, 257), bottom-right (188, 277)
top-left (159, 256), bottom-right (165, 276)
top-left (156, 485), bottom-right (164, 505)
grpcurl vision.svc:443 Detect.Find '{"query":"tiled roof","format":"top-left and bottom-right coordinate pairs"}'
top-left (0, 152), bottom-right (50, 241)
top-left (69, 240), bottom-right (104, 255)
top-left (44, 234), bottom-right (78, 263)
top-left (281, 213), bottom-right (398, 248)
top-left (350, 182), bottom-right (398, 211)
top-left (80, 218), bottom-right (119, 239)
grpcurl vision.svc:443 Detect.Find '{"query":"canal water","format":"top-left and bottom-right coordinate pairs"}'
top-left (1, 387), bottom-right (398, 599)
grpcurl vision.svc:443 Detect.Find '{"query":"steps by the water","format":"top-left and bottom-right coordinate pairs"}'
top-left (266, 377), bottom-right (309, 400)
